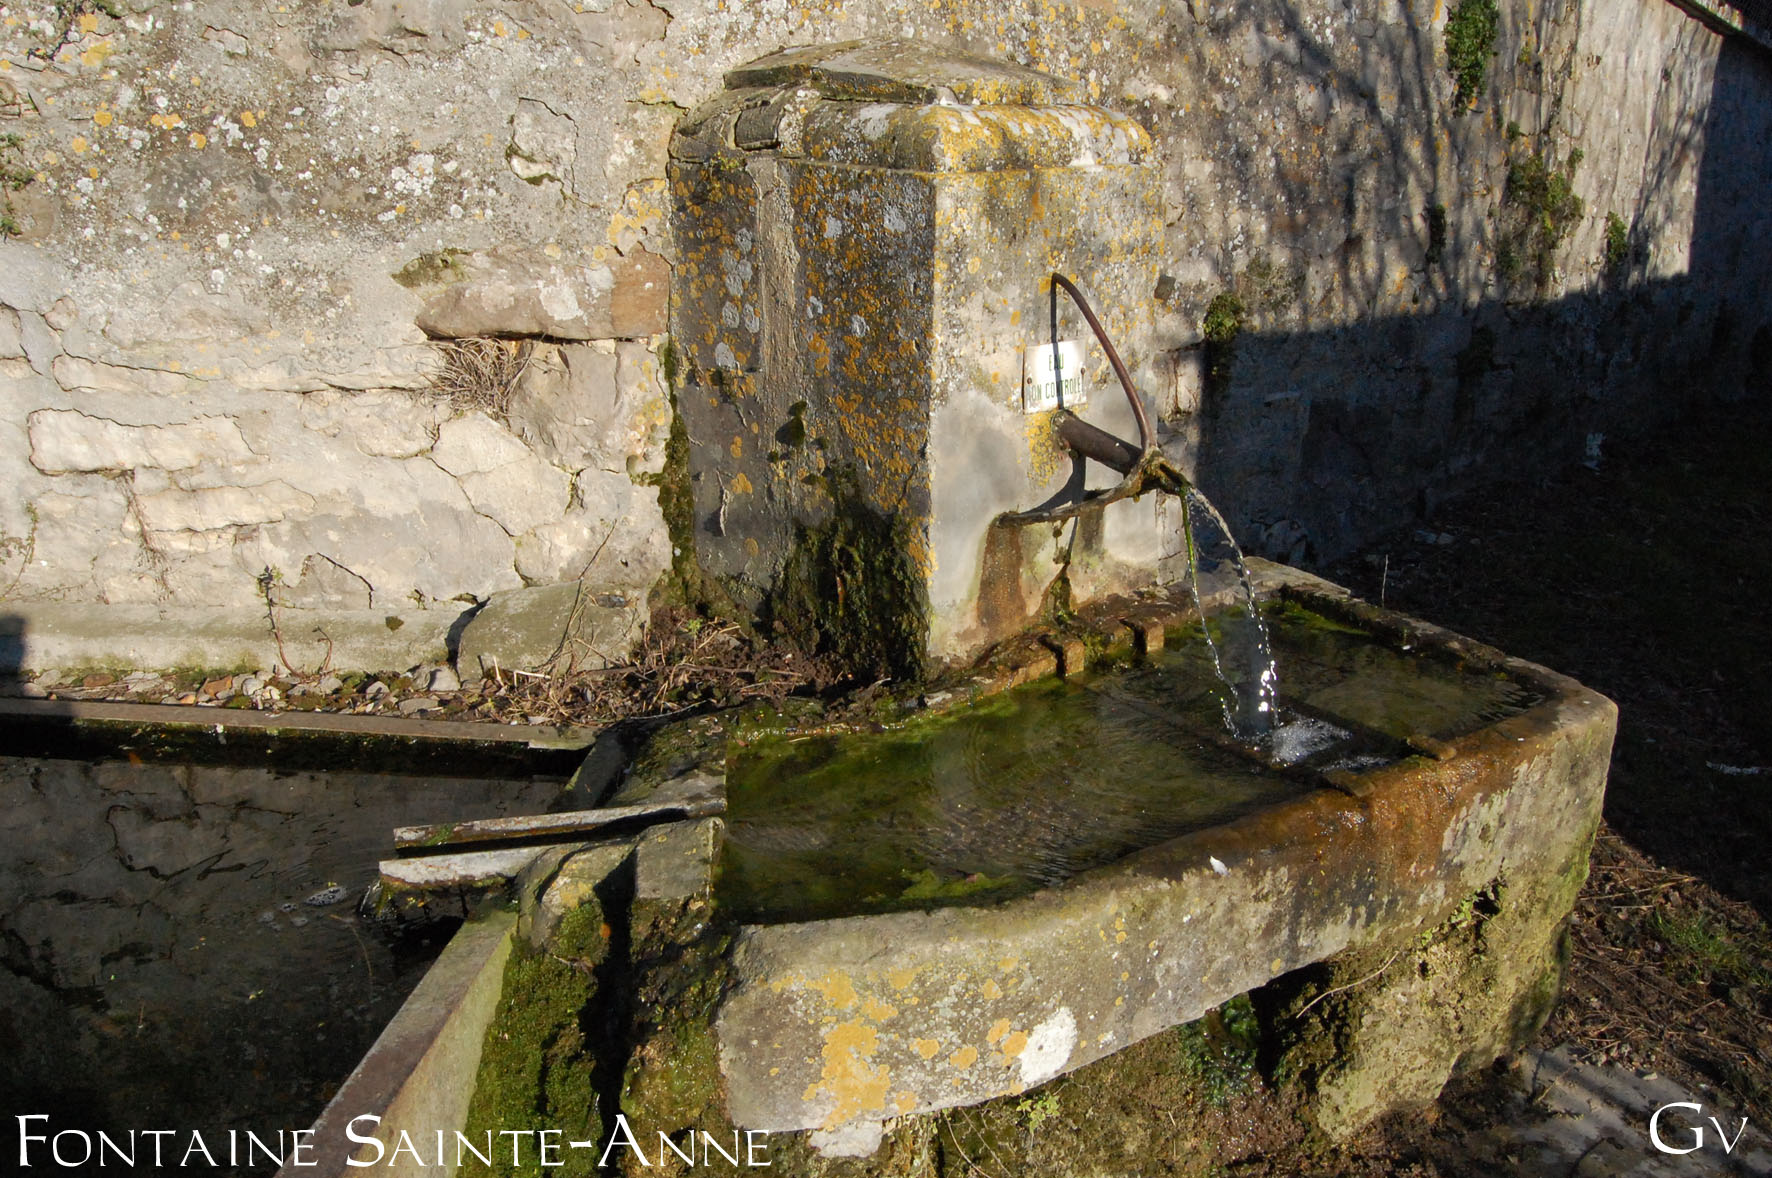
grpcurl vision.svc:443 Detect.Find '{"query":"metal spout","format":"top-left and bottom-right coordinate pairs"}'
top-left (1053, 409), bottom-right (1141, 477)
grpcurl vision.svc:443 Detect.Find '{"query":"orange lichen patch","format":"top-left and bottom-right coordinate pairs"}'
top-left (70, 137), bottom-right (88, 154)
top-left (808, 1020), bottom-right (892, 1129)
top-left (730, 471), bottom-right (753, 495)
top-left (188, 132), bottom-right (207, 149)
top-left (1000, 1030), bottom-right (1029, 1058)
top-left (801, 970), bottom-right (858, 1009)
top-left (947, 1045), bottom-right (978, 1070)
top-left (79, 40), bottom-right (114, 68)
top-left (979, 978), bottom-right (1002, 1000)
top-left (894, 1090), bottom-right (917, 1114)
top-left (886, 967), bottom-right (918, 990)
top-left (986, 1018), bottom-right (1012, 1045)
top-left (912, 1037), bottom-right (941, 1060)
top-left (91, 109), bottom-right (112, 127)
top-left (240, 110), bottom-right (257, 128)
top-left (860, 996), bottom-right (898, 1022)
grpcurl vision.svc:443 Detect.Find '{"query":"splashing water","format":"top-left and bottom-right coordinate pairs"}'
top-left (1148, 459), bottom-right (1279, 741)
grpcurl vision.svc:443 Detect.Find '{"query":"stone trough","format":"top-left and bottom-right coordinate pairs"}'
top-left (375, 562), bottom-right (1613, 1169)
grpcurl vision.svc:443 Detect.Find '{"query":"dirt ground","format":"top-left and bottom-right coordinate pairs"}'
top-left (1305, 401), bottom-right (1772, 1175)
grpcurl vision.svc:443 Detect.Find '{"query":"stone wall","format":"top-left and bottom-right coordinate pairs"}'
top-left (0, 0), bottom-right (1766, 669)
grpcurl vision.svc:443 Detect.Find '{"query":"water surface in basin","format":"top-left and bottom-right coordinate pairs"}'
top-left (0, 736), bottom-right (571, 1171)
top-left (720, 603), bottom-right (1539, 924)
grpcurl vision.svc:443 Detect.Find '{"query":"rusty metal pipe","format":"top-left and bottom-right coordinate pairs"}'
top-left (1054, 410), bottom-right (1140, 476)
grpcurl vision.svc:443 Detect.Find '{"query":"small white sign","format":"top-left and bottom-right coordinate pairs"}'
top-left (1022, 340), bottom-right (1085, 413)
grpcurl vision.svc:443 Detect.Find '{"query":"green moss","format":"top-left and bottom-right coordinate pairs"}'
top-left (896, 867), bottom-right (1017, 903)
top-left (772, 469), bottom-right (927, 683)
top-left (391, 248), bottom-right (471, 290)
top-left (551, 901), bottom-right (613, 969)
top-left (460, 947), bottom-right (600, 1177)
top-left (622, 1017), bottom-right (723, 1131)
top-left (1653, 911), bottom-right (1770, 989)
top-left (1445, 0), bottom-right (1499, 108)
top-left (0, 132), bottom-right (32, 239)
top-left (1604, 211), bottom-right (1630, 271)
top-left (1262, 598), bottom-right (1370, 638)
top-left (1201, 292), bottom-right (1245, 345)
top-left (642, 386), bottom-right (748, 633)
top-left (1175, 995), bottom-right (1261, 1107)
top-left (619, 911), bottom-right (735, 1145)
top-left (1201, 291), bottom-right (1245, 412)
top-left (1498, 148), bottom-right (1585, 292)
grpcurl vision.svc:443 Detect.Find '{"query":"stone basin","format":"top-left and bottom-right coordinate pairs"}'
top-left (612, 562), bottom-right (1614, 1154)
top-left (424, 561), bottom-right (1614, 1167)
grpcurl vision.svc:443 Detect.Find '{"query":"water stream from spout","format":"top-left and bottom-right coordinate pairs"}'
top-left (1148, 462), bottom-right (1279, 741)
top-left (1027, 274), bottom-right (1280, 745)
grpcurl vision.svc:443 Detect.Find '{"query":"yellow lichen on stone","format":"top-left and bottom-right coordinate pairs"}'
top-left (948, 1045), bottom-right (978, 1069)
top-left (860, 995), bottom-right (898, 1022)
top-left (986, 1018), bottom-right (1011, 1044)
top-left (913, 1037), bottom-right (941, 1059)
top-left (809, 1020), bottom-right (892, 1129)
top-left (802, 970), bottom-right (859, 1009)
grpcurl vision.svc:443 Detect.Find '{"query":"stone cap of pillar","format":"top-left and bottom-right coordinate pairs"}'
top-left (674, 39), bottom-right (1152, 173)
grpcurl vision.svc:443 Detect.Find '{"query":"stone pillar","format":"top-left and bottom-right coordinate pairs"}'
top-left (670, 41), bottom-right (1166, 674)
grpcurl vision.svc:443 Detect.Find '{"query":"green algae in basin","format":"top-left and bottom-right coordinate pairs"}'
top-left (719, 604), bottom-right (1541, 925)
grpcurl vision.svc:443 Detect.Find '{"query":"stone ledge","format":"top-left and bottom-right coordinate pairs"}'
top-left (0, 602), bottom-right (464, 675)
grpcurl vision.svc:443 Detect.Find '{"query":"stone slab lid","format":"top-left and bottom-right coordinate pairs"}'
top-left (724, 38), bottom-right (1078, 106)
top-left (678, 40), bottom-right (1150, 173)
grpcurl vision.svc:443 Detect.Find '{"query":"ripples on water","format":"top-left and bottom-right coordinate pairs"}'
top-left (721, 602), bottom-right (1539, 923)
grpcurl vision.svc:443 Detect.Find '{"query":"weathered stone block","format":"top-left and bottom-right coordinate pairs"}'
top-left (27, 410), bottom-right (256, 474)
top-left (410, 245), bottom-right (668, 341)
top-left (430, 410), bottom-right (572, 536)
top-left (454, 580), bottom-right (642, 675)
top-left (671, 41), bottom-right (1166, 674)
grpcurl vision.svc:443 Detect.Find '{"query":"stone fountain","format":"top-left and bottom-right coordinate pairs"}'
top-left (307, 42), bottom-right (1616, 1177)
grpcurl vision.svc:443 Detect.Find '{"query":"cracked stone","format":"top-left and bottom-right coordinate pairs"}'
top-left (28, 410), bottom-right (257, 475)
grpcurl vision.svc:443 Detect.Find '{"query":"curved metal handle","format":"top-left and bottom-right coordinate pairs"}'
top-left (1049, 273), bottom-right (1154, 458)
top-left (996, 274), bottom-right (1176, 527)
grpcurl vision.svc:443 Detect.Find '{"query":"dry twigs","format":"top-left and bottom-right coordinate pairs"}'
top-left (479, 606), bottom-right (831, 727)
top-left (429, 337), bottom-right (534, 419)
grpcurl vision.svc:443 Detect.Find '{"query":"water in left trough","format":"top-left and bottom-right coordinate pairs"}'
top-left (0, 715), bottom-right (581, 1171)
